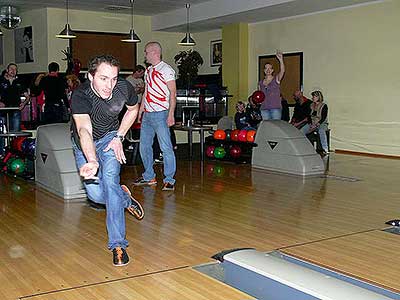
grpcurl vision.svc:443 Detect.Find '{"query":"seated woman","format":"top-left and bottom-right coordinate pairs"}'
top-left (301, 90), bottom-right (329, 155)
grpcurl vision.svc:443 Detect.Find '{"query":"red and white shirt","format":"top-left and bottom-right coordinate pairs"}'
top-left (144, 61), bottom-right (175, 112)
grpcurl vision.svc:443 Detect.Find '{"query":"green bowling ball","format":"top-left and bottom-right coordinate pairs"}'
top-left (10, 158), bottom-right (26, 175)
top-left (214, 146), bottom-right (226, 159)
top-left (6, 157), bottom-right (16, 171)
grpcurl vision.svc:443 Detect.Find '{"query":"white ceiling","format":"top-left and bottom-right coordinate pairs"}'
top-left (0, 0), bottom-right (382, 32)
top-left (0, 0), bottom-right (213, 15)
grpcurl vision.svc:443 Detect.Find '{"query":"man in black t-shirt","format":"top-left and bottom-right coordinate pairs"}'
top-left (37, 62), bottom-right (68, 124)
top-left (71, 55), bottom-right (144, 267)
top-left (0, 63), bottom-right (30, 156)
top-left (290, 90), bottom-right (312, 129)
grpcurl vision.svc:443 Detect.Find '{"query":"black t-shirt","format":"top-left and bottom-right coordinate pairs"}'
top-left (235, 111), bottom-right (248, 130)
top-left (39, 75), bottom-right (68, 107)
top-left (71, 78), bottom-right (138, 146)
top-left (0, 76), bottom-right (28, 107)
top-left (292, 99), bottom-right (312, 123)
top-left (246, 104), bottom-right (262, 128)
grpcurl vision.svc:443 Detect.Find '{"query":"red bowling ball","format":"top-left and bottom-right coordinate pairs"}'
top-left (251, 90), bottom-right (265, 104)
top-left (206, 145), bottom-right (216, 158)
top-left (229, 145), bottom-right (242, 159)
top-left (231, 129), bottom-right (240, 141)
top-left (246, 130), bottom-right (256, 143)
top-left (213, 129), bottom-right (226, 140)
top-left (238, 130), bottom-right (248, 142)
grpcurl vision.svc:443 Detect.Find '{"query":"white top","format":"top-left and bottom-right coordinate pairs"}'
top-left (144, 61), bottom-right (175, 112)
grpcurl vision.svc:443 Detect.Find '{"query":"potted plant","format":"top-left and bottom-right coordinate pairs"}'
top-left (174, 49), bottom-right (203, 89)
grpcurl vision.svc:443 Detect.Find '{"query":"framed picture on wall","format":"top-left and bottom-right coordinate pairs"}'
top-left (14, 26), bottom-right (34, 63)
top-left (210, 40), bottom-right (222, 66)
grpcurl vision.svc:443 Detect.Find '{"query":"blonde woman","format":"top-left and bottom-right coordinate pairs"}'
top-left (301, 90), bottom-right (329, 155)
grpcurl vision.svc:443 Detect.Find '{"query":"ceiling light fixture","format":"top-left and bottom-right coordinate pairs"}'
top-left (178, 3), bottom-right (195, 46)
top-left (0, 6), bottom-right (21, 30)
top-left (121, 0), bottom-right (141, 43)
top-left (56, 0), bottom-right (76, 39)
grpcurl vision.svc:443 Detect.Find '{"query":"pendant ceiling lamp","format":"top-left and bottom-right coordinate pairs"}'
top-left (121, 0), bottom-right (141, 43)
top-left (56, 0), bottom-right (76, 39)
top-left (0, 6), bottom-right (21, 29)
top-left (178, 3), bottom-right (195, 46)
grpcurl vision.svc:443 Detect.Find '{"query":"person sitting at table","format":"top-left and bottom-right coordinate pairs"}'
top-left (0, 63), bottom-right (30, 157)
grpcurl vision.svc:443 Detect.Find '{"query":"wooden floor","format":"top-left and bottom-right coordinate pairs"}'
top-left (1, 153), bottom-right (400, 299)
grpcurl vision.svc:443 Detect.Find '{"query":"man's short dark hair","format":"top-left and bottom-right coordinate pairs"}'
top-left (7, 63), bottom-right (17, 71)
top-left (48, 62), bottom-right (60, 72)
top-left (88, 55), bottom-right (120, 76)
top-left (133, 65), bottom-right (145, 73)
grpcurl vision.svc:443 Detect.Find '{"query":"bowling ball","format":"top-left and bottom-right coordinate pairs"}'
top-left (11, 138), bottom-right (21, 151)
top-left (6, 157), bottom-right (16, 171)
top-left (10, 158), bottom-right (25, 174)
top-left (214, 146), bottom-right (226, 159)
top-left (27, 139), bottom-right (36, 156)
top-left (213, 129), bottom-right (226, 140)
top-left (238, 130), bottom-right (248, 142)
top-left (246, 130), bottom-right (256, 143)
top-left (251, 90), bottom-right (265, 104)
top-left (16, 137), bottom-right (27, 152)
top-left (225, 129), bottom-right (231, 141)
top-left (213, 165), bottom-right (225, 176)
top-left (231, 129), bottom-right (240, 141)
top-left (22, 138), bottom-right (32, 154)
top-left (206, 145), bottom-right (216, 158)
top-left (229, 145), bottom-right (242, 159)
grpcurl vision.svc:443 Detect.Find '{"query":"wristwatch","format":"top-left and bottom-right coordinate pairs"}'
top-left (115, 133), bottom-right (125, 142)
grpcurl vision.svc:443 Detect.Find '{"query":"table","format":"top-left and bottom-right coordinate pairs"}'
top-left (173, 125), bottom-right (212, 160)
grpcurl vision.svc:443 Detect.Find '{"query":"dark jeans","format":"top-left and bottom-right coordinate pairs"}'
top-left (0, 111), bottom-right (21, 155)
top-left (44, 104), bottom-right (64, 124)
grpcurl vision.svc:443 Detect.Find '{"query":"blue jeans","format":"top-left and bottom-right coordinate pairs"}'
top-left (261, 109), bottom-right (282, 120)
top-left (301, 123), bottom-right (329, 152)
top-left (140, 110), bottom-right (176, 184)
top-left (0, 111), bottom-right (21, 155)
top-left (72, 131), bottom-right (132, 250)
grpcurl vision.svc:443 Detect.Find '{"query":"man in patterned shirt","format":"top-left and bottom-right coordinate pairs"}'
top-left (134, 42), bottom-right (177, 191)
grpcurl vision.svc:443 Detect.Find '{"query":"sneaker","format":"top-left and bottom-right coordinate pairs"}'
top-left (112, 247), bottom-right (129, 266)
top-left (121, 184), bottom-right (145, 220)
top-left (87, 199), bottom-right (106, 211)
top-left (154, 157), bottom-right (163, 164)
top-left (162, 182), bottom-right (175, 191)
top-left (132, 177), bottom-right (157, 186)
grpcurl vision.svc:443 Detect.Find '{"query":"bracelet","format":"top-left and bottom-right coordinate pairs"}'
top-left (114, 133), bottom-right (124, 142)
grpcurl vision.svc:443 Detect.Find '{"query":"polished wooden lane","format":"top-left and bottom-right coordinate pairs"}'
top-left (25, 268), bottom-right (254, 300)
top-left (282, 230), bottom-right (400, 293)
top-left (1, 153), bottom-right (400, 299)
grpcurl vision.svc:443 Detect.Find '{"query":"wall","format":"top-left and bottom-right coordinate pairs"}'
top-left (222, 23), bottom-right (248, 115)
top-left (0, 8), bottom-right (221, 77)
top-left (248, 0), bottom-right (400, 155)
top-left (0, 8), bottom-right (48, 74)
